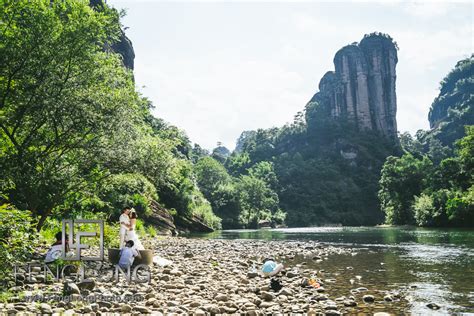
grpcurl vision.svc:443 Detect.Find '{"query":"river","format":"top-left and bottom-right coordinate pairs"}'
top-left (190, 226), bottom-right (473, 315)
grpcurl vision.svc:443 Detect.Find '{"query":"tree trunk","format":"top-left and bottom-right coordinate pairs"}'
top-left (36, 210), bottom-right (51, 231)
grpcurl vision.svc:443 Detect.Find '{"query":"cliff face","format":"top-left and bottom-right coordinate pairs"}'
top-left (111, 30), bottom-right (135, 70)
top-left (428, 56), bottom-right (473, 129)
top-left (310, 33), bottom-right (398, 139)
top-left (89, 0), bottom-right (135, 70)
top-left (426, 56), bottom-right (474, 147)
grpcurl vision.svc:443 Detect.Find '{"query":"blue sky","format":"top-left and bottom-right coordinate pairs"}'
top-left (108, 0), bottom-right (473, 150)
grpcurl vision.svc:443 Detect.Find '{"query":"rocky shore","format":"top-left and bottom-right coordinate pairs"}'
top-left (1, 237), bottom-right (404, 315)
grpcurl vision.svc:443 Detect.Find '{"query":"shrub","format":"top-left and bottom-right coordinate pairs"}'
top-left (0, 205), bottom-right (38, 289)
top-left (146, 225), bottom-right (157, 238)
top-left (446, 186), bottom-right (474, 226)
top-left (413, 193), bottom-right (437, 226)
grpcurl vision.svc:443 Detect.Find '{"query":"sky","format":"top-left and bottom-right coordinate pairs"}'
top-left (107, 0), bottom-right (473, 150)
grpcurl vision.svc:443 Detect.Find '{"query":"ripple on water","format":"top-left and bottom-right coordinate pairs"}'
top-left (399, 243), bottom-right (474, 264)
top-left (403, 281), bottom-right (470, 315)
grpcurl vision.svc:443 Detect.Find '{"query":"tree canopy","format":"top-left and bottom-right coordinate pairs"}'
top-left (0, 0), bottom-right (220, 230)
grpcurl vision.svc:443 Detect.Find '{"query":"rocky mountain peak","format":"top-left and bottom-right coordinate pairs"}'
top-left (309, 32), bottom-right (399, 139)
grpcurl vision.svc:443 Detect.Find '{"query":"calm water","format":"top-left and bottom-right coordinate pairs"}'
top-left (190, 227), bottom-right (474, 315)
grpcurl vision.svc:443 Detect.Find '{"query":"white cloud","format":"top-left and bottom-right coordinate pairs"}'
top-left (393, 23), bottom-right (472, 70)
top-left (136, 55), bottom-right (308, 149)
top-left (402, 1), bottom-right (458, 18)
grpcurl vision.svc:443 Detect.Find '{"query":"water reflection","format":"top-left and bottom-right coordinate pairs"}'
top-left (188, 227), bottom-right (474, 314)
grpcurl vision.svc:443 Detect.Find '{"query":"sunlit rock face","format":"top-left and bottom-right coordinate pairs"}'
top-left (310, 33), bottom-right (398, 139)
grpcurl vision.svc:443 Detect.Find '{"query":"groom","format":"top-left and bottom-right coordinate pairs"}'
top-left (119, 207), bottom-right (131, 249)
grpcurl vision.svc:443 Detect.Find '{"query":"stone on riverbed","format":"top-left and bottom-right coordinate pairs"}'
top-left (5, 237), bottom-right (404, 315)
top-left (286, 271), bottom-right (299, 278)
top-left (384, 295), bottom-right (393, 302)
top-left (363, 295), bottom-right (375, 303)
top-left (120, 304), bottom-right (132, 313)
top-left (215, 294), bottom-right (228, 302)
top-left (344, 300), bottom-right (357, 307)
top-left (260, 291), bottom-right (275, 301)
top-left (63, 282), bottom-right (80, 295)
top-left (134, 306), bottom-right (151, 313)
top-left (40, 303), bottom-right (52, 313)
top-left (247, 271), bottom-right (259, 278)
top-left (77, 279), bottom-right (96, 291)
top-left (278, 288), bottom-right (293, 296)
top-left (427, 302), bottom-right (441, 310)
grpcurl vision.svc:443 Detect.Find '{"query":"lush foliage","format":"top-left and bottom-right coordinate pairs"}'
top-left (380, 57), bottom-right (473, 227)
top-left (380, 127), bottom-right (473, 226)
top-left (222, 101), bottom-right (397, 227)
top-left (0, 0), bottom-right (220, 232)
top-left (194, 157), bottom-right (283, 228)
top-left (0, 205), bottom-right (39, 287)
top-left (75, 173), bottom-right (158, 219)
top-left (379, 155), bottom-right (433, 225)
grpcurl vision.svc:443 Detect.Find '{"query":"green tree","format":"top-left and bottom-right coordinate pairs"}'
top-left (379, 154), bottom-right (432, 225)
top-left (194, 157), bottom-right (241, 228)
top-left (0, 0), bottom-right (144, 229)
top-left (236, 175), bottom-right (281, 228)
top-left (248, 161), bottom-right (279, 190)
top-left (194, 157), bottom-right (232, 198)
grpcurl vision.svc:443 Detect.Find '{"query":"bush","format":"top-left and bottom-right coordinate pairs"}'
top-left (413, 193), bottom-right (436, 226)
top-left (146, 225), bottom-right (157, 237)
top-left (0, 205), bottom-right (38, 289)
top-left (190, 195), bottom-right (222, 230)
top-left (446, 186), bottom-right (474, 226)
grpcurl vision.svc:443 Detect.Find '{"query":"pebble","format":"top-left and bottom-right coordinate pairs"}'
top-left (215, 294), bottom-right (228, 302)
top-left (286, 271), bottom-right (299, 278)
top-left (63, 282), bottom-right (81, 295)
top-left (260, 291), bottom-right (275, 301)
top-left (121, 304), bottom-right (132, 312)
top-left (77, 279), bottom-right (96, 291)
top-left (247, 271), bottom-right (259, 278)
top-left (279, 288), bottom-right (293, 296)
top-left (40, 303), bottom-right (52, 313)
top-left (384, 295), bottom-right (393, 302)
top-left (344, 300), bottom-right (357, 307)
top-left (1, 237), bottom-right (406, 315)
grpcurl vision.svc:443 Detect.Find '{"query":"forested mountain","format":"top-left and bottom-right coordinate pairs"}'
top-left (195, 33), bottom-right (401, 228)
top-left (379, 56), bottom-right (473, 227)
top-left (198, 38), bottom-right (472, 229)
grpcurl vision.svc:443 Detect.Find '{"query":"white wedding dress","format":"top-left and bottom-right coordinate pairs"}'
top-left (126, 221), bottom-right (144, 250)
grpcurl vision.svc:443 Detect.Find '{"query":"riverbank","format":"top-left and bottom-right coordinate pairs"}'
top-left (0, 236), bottom-right (408, 315)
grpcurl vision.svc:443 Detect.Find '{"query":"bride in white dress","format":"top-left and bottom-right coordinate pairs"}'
top-left (126, 209), bottom-right (144, 250)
